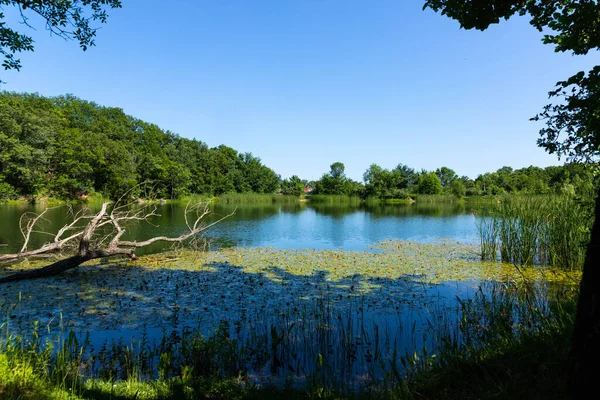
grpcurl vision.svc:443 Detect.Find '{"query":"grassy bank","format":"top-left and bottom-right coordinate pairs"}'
top-left (0, 193), bottom-right (110, 206)
top-left (216, 193), bottom-right (299, 205)
top-left (308, 195), bottom-right (361, 205)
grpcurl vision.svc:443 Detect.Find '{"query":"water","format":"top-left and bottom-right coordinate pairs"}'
top-left (0, 201), bottom-right (481, 254)
top-left (0, 200), bottom-right (488, 387)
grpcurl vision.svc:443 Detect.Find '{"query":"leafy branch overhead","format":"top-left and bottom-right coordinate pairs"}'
top-left (533, 66), bottom-right (600, 161)
top-left (424, 1), bottom-right (600, 398)
top-left (0, 0), bottom-right (122, 75)
top-left (423, 0), bottom-right (600, 55)
top-left (424, 0), bottom-right (600, 161)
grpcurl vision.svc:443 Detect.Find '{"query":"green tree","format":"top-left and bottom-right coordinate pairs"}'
top-left (281, 175), bottom-right (305, 196)
top-left (393, 163), bottom-right (417, 191)
top-left (449, 179), bottom-right (466, 198)
top-left (329, 162), bottom-right (346, 180)
top-left (316, 162), bottom-right (350, 195)
top-left (0, 0), bottom-right (122, 82)
top-left (417, 172), bottom-right (442, 195)
top-left (424, 1), bottom-right (600, 396)
top-left (363, 163), bottom-right (416, 199)
top-left (435, 166), bottom-right (458, 188)
top-left (0, 92), bottom-right (282, 200)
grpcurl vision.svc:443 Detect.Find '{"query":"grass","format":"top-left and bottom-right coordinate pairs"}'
top-left (364, 197), bottom-right (414, 206)
top-left (475, 195), bottom-right (592, 270)
top-left (413, 194), bottom-right (463, 204)
top-left (407, 279), bottom-right (578, 399)
top-left (216, 193), bottom-right (299, 205)
top-left (308, 195), bottom-right (361, 205)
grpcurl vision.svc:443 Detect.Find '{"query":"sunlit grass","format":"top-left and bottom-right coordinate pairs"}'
top-left (308, 195), bottom-right (361, 205)
top-left (216, 193), bottom-right (299, 204)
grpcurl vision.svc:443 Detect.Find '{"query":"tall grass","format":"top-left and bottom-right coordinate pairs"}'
top-left (364, 196), bottom-right (413, 206)
top-left (308, 195), bottom-right (361, 205)
top-left (476, 195), bottom-right (592, 270)
top-left (413, 194), bottom-right (463, 204)
top-left (216, 193), bottom-right (299, 205)
top-left (407, 280), bottom-right (577, 399)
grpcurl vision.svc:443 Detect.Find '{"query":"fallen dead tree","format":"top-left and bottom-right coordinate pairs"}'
top-left (0, 199), bottom-right (232, 283)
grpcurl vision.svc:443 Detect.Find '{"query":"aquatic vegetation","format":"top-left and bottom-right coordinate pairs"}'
top-left (0, 240), bottom-right (581, 398)
top-left (0, 241), bottom-right (579, 334)
top-left (216, 194), bottom-right (299, 205)
top-left (476, 195), bottom-right (592, 270)
top-left (308, 195), bottom-right (361, 205)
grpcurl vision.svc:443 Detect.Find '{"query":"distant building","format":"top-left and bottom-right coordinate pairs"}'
top-left (304, 187), bottom-right (314, 194)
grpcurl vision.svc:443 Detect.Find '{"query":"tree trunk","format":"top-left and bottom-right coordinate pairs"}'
top-left (568, 185), bottom-right (600, 398)
top-left (0, 248), bottom-right (134, 283)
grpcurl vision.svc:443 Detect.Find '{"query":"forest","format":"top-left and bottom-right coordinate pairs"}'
top-left (1, 91), bottom-right (596, 203)
top-left (0, 92), bottom-right (280, 201)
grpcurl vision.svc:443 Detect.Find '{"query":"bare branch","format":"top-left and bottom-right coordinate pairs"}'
top-left (0, 196), bottom-right (231, 282)
top-left (78, 202), bottom-right (110, 255)
top-left (19, 208), bottom-right (54, 253)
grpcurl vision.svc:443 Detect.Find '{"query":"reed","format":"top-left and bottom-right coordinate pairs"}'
top-left (308, 195), bottom-right (361, 205)
top-left (406, 280), bottom-right (577, 399)
top-left (413, 194), bottom-right (462, 204)
top-left (0, 275), bottom-right (579, 399)
top-left (476, 195), bottom-right (591, 270)
top-left (364, 197), bottom-right (413, 206)
top-left (216, 193), bottom-right (299, 205)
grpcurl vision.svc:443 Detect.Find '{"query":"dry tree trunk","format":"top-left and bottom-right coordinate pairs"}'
top-left (0, 199), bottom-right (232, 283)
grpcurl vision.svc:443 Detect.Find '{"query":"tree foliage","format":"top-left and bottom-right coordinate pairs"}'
top-left (314, 162), bottom-right (362, 196)
top-left (0, 92), bottom-right (281, 200)
top-left (533, 67), bottom-right (600, 161)
top-left (281, 175), bottom-right (305, 196)
top-left (424, 1), bottom-right (600, 397)
top-left (359, 162), bottom-right (594, 200)
top-left (363, 163), bottom-right (416, 199)
top-left (0, 0), bottom-right (122, 81)
top-left (417, 172), bottom-right (443, 195)
top-left (424, 0), bottom-right (600, 161)
top-left (435, 166), bottom-right (458, 187)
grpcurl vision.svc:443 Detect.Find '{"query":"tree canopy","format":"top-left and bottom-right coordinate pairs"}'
top-left (424, 0), bottom-right (600, 162)
top-left (0, 0), bottom-right (122, 81)
top-left (0, 92), bottom-right (280, 200)
top-left (424, 1), bottom-right (600, 397)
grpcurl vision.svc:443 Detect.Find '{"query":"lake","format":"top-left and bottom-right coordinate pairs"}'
top-left (0, 201), bottom-right (482, 254)
top-left (0, 200), bottom-right (515, 387)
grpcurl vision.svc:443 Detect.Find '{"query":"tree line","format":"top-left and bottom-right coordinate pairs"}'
top-left (1, 91), bottom-right (596, 202)
top-left (306, 161), bottom-right (597, 200)
top-left (0, 92), bottom-right (280, 200)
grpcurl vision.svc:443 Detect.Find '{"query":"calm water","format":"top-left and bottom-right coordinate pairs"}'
top-left (0, 201), bottom-right (481, 254)
top-left (0, 201), bottom-right (494, 385)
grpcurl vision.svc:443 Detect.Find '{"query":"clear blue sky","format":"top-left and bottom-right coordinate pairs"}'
top-left (2, 0), bottom-right (598, 181)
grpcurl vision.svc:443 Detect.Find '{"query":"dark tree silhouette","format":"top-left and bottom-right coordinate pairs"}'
top-left (424, 1), bottom-right (600, 397)
top-left (0, 0), bottom-right (122, 82)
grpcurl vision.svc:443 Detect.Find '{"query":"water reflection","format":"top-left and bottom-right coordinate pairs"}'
top-left (0, 201), bottom-right (482, 254)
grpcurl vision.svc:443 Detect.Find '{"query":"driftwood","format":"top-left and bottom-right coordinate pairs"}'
top-left (0, 199), bottom-right (232, 283)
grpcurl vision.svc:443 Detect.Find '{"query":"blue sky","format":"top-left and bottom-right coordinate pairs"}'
top-left (2, 0), bottom-right (598, 181)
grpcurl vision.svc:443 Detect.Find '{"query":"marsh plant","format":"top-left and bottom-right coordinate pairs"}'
top-left (475, 195), bottom-right (592, 270)
top-left (217, 194), bottom-right (299, 205)
top-left (0, 275), bottom-right (579, 399)
top-left (308, 195), bottom-right (361, 205)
